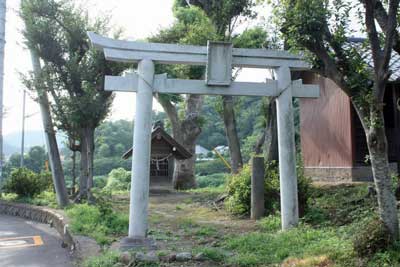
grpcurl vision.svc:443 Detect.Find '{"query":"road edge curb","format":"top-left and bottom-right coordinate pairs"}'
top-left (0, 200), bottom-right (79, 255)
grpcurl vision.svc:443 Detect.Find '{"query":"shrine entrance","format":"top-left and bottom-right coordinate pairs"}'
top-left (88, 32), bottom-right (319, 248)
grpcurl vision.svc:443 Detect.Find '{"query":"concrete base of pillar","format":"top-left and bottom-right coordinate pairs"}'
top-left (119, 237), bottom-right (157, 251)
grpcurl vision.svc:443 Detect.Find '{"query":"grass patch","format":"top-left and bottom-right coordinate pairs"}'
top-left (66, 203), bottom-right (128, 245)
top-left (178, 217), bottom-right (199, 229)
top-left (83, 250), bottom-right (120, 267)
top-left (1, 191), bottom-right (58, 208)
top-left (224, 225), bottom-right (355, 266)
top-left (148, 229), bottom-right (178, 241)
top-left (195, 225), bottom-right (218, 237)
top-left (257, 214), bottom-right (281, 233)
top-left (305, 184), bottom-right (375, 227)
top-left (193, 247), bottom-right (227, 262)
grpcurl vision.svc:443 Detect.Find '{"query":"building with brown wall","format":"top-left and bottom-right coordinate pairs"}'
top-left (299, 38), bottom-right (400, 181)
top-left (300, 71), bottom-right (400, 182)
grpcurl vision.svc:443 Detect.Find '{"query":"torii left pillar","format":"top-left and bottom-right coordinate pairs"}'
top-left (121, 59), bottom-right (155, 249)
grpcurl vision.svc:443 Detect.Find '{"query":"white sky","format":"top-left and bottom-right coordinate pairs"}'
top-left (3, 0), bottom-right (271, 137)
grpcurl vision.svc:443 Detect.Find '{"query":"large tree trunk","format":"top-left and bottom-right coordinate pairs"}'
top-left (77, 127), bottom-right (95, 201)
top-left (30, 50), bottom-right (69, 207)
top-left (222, 95), bottom-right (243, 173)
top-left (157, 94), bottom-right (203, 189)
top-left (254, 98), bottom-right (279, 162)
top-left (77, 129), bottom-right (88, 201)
top-left (367, 122), bottom-right (399, 239)
top-left (265, 99), bottom-right (279, 162)
top-left (354, 103), bottom-right (399, 240)
top-left (173, 142), bottom-right (197, 189)
top-left (86, 127), bottom-right (95, 202)
top-left (71, 150), bottom-right (76, 195)
top-left (174, 94), bottom-right (203, 189)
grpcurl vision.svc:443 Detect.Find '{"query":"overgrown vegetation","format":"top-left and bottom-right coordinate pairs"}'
top-left (224, 224), bottom-right (355, 266)
top-left (83, 251), bottom-right (120, 267)
top-left (225, 161), bottom-right (312, 216)
top-left (2, 168), bottom-right (52, 198)
top-left (66, 195), bottom-right (128, 245)
top-left (196, 159), bottom-right (230, 176)
top-left (104, 168), bottom-right (131, 192)
top-left (1, 190), bottom-right (58, 208)
top-left (196, 173), bottom-right (226, 188)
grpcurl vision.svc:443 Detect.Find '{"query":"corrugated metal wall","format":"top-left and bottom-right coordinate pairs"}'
top-left (299, 73), bottom-right (354, 168)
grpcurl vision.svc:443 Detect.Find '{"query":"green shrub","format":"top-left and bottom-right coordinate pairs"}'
top-left (196, 159), bottom-right (229, 175)
top-left (94, 175), bottom-right (107, 189)
top-left (225, 165), bottom-right (252, 215)
top-left (66, 199), bottom-right (128, 245)
top-left (104, 168), bottom-right (131, 191)
top-left (196, 173), bottom-right (226, 188)
top-left (225, 161), bottom-right (312, 216)
top-left (3, 168), bottom-right (52, 198)
top-left (353, 216), bottom-right (391, 258)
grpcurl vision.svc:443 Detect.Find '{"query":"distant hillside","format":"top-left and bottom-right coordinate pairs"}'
top-left (5, 130), bottom-right (46, 148)
top-left (3, 131), bottom-right (66, 157)
top-left (4, 142), bottom-right (18, 157)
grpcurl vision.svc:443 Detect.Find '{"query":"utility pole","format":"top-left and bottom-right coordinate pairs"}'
top-left (20, 90), bottom-right (26, 168)
top-left (0, 0), bottom-right (6, 184)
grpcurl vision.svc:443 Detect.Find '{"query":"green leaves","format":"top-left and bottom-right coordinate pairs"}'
top-left (21, 0), bottom-right (128, 140)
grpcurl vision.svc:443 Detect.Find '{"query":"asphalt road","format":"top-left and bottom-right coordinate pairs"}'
top-left (0, 214), bottom-right (74, 267)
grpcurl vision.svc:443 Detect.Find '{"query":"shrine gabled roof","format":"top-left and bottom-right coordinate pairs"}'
top-left (345, 38), bottom-right (400, 82)
top-left (122, 127), bottom-right (192, 160)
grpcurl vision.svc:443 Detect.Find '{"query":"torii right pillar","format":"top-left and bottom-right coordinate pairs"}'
top-left (275, 66), bottom-right (299, 230)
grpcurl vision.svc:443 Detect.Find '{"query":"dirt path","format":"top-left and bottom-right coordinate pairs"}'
top-left (113, 191), bottom-right (258, 256)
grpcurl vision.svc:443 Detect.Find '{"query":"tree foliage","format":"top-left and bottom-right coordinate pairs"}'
top-left (21, 0), bottom-right (128, 199)
top-left (21, 0), bottom-right (126, 135)
top-left (3, 146), bottom-right (48, 177)
top-left (3, 168), bottom-right (52, 198)
top-left (175, 0), bottom-right (255, 37)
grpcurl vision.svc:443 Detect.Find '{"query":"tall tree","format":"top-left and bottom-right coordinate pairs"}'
top-left (21, 0), bottom-right (126, 201)
top-left (177, 0), bottom-right (256, 173)
top-left (0, 0), bottom-right (5, 186)
top-left (274, 0), bottom-right (400, 240)
top-left (25, 49), bottom-right (69, 207)
top-left (150, 6), bottom-right (217, 189)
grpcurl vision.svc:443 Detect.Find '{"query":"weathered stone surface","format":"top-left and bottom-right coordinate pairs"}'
top-left (176, 252), bottom-right (192, 262)
top-left (74, 235), bottom-right (101, 259)
top-left (119, 251), bottom-right (133, 265)
top-left (194, 252), bottom-right (207, 261)
top-left (162, 253), bottom-right (176, 262)
top-left (135, 251), bottom-right (159, 263)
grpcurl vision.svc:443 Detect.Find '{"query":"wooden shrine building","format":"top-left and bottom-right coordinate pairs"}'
top-left (122, 123), bottom-right (192, 189)
top-left (299, 38), bottom-right (400, 181)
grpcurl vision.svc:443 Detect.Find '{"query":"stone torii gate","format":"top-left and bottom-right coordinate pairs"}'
top-left (88, 32), bottom-right (319, 247)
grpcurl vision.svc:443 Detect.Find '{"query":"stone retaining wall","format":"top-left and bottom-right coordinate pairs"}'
top-left (0, 200), bottom-right (76, 252)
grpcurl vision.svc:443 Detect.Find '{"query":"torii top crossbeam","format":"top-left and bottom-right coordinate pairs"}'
top-left (88, 32), bottom-right (309, 69)
top-left (88, 32), bottom-right (319, 98)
